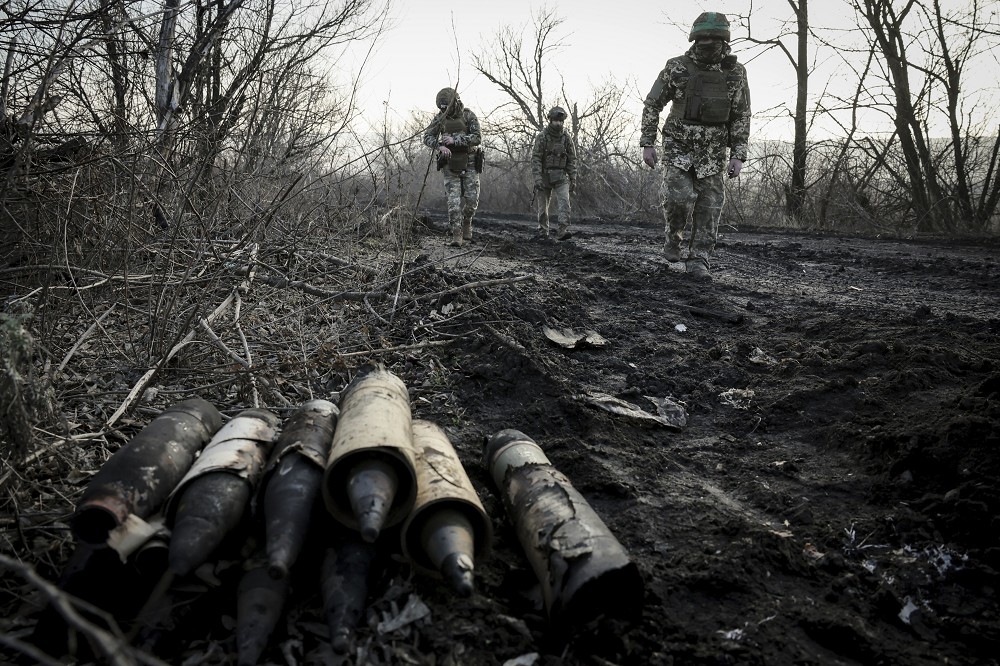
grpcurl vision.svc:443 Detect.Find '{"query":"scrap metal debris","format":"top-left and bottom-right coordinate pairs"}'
top-left (542, 326), bottom-right (608, 349)
top-left (718, 388), bottom-right (755, 409)
top-left (576, 392), bottom-right (688, 429)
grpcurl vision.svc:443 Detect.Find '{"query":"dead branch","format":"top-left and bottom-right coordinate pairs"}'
top-left (336, 339), bottom-right (454, 358)
top-left (415, 274), bottom-right (535, 304)
top-left (57, 304), bottom-right (118, 375)
top-left (230, 266), bottom-right (393, 301)
top-left (0, 554), bottom-right (170, 666)
top-left (104, 290), bottom-right (238, 429)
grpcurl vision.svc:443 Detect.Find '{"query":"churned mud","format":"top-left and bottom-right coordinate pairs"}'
top-left (3, 212), bottom-right (999, 665)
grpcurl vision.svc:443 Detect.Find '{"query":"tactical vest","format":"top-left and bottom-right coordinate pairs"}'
top-left (543, 131), bottom-right (570, 185)
top-left (442, 114), bottom-right (470, 172)
top-left (668, 57), bottom-right (737, 125)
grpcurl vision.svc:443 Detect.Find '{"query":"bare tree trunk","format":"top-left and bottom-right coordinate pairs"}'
top-left (100, 0), bottom-right (130, 148)
top-left (786, 0), bottom-right (809, 221)
top-left (859, 0), bottom-right (947, 231)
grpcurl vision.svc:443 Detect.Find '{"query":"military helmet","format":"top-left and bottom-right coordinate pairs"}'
top-left (435, 87), bottom-right (459, 109)
top-left (689, 12), bottom-right (731, 42)
top-left (547, 106), bottom-right (567, 121)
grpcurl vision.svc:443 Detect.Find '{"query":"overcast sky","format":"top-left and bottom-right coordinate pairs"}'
top-left (347, 0), bottom-right (997, 143)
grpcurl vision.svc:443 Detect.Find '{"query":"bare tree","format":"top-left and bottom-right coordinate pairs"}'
top-left (472, 7), bottom-right (566, 137)
top-left (854, 0), bottom-right (1000, 231)
top-left (739, 0), bottom-right (812, 221)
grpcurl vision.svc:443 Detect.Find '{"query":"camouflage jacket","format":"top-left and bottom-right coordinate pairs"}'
top-left (530, 125), bottom-right (577, 187)
top-left (422, 107), bottom-right (482, 151)
top-left (640, 47), bottom-right (751, 178)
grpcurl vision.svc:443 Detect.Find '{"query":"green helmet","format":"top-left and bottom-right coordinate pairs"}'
top-left (435, 87), bottom-right (458, 109)
top-left (547, 106), bottom-right (567, 121)
top-left (689, 12), bottom-right (730, 42)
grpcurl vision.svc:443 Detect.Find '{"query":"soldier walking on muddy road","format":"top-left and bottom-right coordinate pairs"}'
top-left (423, 87), bottom-right (484, 247)
top-left (531, 106), bottom-right (577, 241)
top-left (640, 12), bottom-right (751, 279)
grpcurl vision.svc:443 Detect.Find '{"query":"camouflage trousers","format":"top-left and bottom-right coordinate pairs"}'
top-left (442, 169), bottom-right (481, 235)
top-left (535, 181), bottom-right (571, 234)
top-left (659, 165), bottom-right (725, 265)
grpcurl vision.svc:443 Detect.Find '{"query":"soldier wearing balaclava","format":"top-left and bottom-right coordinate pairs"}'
top-left (639, 12), bottom-right (751, 279)
top-left (422, 87), bottom-right (483, 247)
top-left (530, 106), bottom-right (578, 240)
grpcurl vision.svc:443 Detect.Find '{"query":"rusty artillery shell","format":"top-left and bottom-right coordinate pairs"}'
top-left (483, 429), bottom-right (644, 625)
top-left (70, 398), bottom-right (222, 545)
top-left (402, 420), bottom-right (492, 597)
top-left (236, 559), bottom-right (290, 666)
top-left (166, 408), bottom-right (279, 577)
top-left (260, 399), bottom-right (338, 580)
top-left (323, 367), bottom-right (417, 543)
top-left (321, 537), bottom-right (378, 654)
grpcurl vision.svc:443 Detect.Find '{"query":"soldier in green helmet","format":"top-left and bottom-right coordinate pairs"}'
top-left (531, 106), bottom-right (578, 241)
top-left (422, 87), bottom-right (484, 247)
top-left (640, 12), bottom-right (751, 279)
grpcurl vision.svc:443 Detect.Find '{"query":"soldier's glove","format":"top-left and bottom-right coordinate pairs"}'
top-left (642, 146), bottom-right (658, 169)
top-left (438, 146), bottom-right (452, 159)
top-left (441, 135), bottom-right (456, 146)
top-left (727, 158), bottom-right (743, 179)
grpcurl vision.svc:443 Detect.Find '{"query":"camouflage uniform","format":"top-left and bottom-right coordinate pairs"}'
top-left (423, 89), bottom-right (482, 246)
top-left (640, 16), bottom-right (751, 273)
top-left (531, 108), bottom-right (577, 239)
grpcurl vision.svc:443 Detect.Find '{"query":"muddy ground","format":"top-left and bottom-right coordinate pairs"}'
top-left (3, 211), bottom-right (1000, 665)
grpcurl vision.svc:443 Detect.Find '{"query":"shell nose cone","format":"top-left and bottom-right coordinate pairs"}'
top-left (347, 459), bottom-right (398, 543)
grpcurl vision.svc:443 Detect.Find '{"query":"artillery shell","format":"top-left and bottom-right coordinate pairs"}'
top-left (484, 429), bottom-right (644, 625)
top-left (323, 367), bottom-right (416, 541)
top-left (167, 472), bottom-right (252, 577)
top-left (419, 507), bottom-right (477, 597)
top-left (261, 399), bottom-right (338, 579)
top-left (166, 408), bottom-right (279, 577)
top-left (71, 398), bottom-right (222, 544)
top-left (321, 537), bottom-right (377, 654)
top-left (236, 561), bottom-right (290, 666)
top-left (402, 420), bottom-right (492, 597)
top-left (347, 456), bottom-right (399, 543)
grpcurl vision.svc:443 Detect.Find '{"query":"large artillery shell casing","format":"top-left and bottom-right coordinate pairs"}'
top-left (71, 398), bottom-right (223, 545)
top-left (237, 560), bottom-right (289, 666)
top-left (483, 429), bottom-right (644, 625)
top-left (323, 368), bottom-right (417, 542)
top-left (402, 420), bottom-right (492, 597)
top-left (166, 408), bottom-right (279, 577)
top-left (261, 399), bottom-right (338, 579)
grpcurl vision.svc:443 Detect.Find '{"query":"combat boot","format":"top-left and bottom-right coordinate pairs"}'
top-left (556, 224), bottom-right (572, 241)
top-left (448, 229), bottom-right (463, 247)
top-left (686, 258), bottom-right (711, 280)
top-left (462, 219), bottom-right (473, 241)
top-left (664, 242), bottom-right (682, 262)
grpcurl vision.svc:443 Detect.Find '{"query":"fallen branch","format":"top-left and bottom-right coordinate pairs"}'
top-left (230, 266), bottom-right (392, 301)
top-left (104, 290), bottom-right (237, 429)
top-left (57, 303), bottom-right (118, 374)
top-left (416, 274), bottom-right (535, 304)
top-left (0, 554), bottom-right (170, 666)
top-left (336, 339), bottom-right (454, 358)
